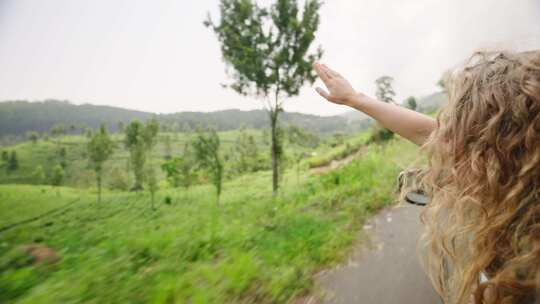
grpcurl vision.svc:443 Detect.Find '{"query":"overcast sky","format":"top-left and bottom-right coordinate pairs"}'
top-left (0, 0), bottom-right (539, 116)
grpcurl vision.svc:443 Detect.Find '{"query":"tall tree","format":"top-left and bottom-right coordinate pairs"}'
top-left (143, 117), bottom-right (159, 152)
top-left (124, 119), bottom-right (159, 191)
top-left (57, 146), bottom-right (68, 169)
top-left (87, 124), bottom-right (115, 203)
top-left (206, 0), bottom-right (323, 194)
top-left (51, 164), bottom-right (64, 196)
top-left (371, 76), bottom-right (396, 142)
top-left (7, 151), bottom-right (18, 172)
top-left (234, 127), bottom-right (259, 173)
top-left (163, 135), bottom-right (172, 160)
top-left (117, 121), bottom-right (125, 133)
top-left (162, 142), bottom-right (196, 189)
top-left (375, 76), bottom-right (396, 104)
top-left (125, 120), bottom-right (147, 191)
top-left (193, 128), bottom-right (223, 205)
top-left (32, 165), bottom-right (46, 184)
top-left (1, 150), bottom-right (8, 162)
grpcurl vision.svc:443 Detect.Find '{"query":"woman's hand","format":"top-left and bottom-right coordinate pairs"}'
top-left (313, 62), bottom-right (436, 146)
top-left (313, 62), bottom-right (361, 107)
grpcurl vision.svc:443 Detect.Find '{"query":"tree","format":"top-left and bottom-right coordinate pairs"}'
top-left (143, 117), bottom-right (159, 152)
top-left (163, 135), bottom-right (172, 160)
top-left (234, 127), bottom-right (260, 173)
top-left (85, 129), bottom-right (93, 139)
top-left (372, 76), bottom-right (396, 142)
top-left (161, 147), bottom-right (196, 190)
top-left (117, 121), bottom-right (125, 133)
top-left (1, 150), bottom-right (9, 162)
top-left (87, 124), bottom-right (115, 203)
top-left (7, 151), bottom-right (18, 171)
top-left (375, 76), bottom-right (396, 104)
top-left (206, 0), bottom-right (323, 194)
top-left (27, 131), bottom-right (39, 144)
top-left (193, 128), bottom-right (223, 205)
top-left (124, 119), bottom-right (159, 191)
top-left (293, 151), bottom-right (308, 185)
top-left (57, 146), bottom-right (68, 168)
top-left (405, 96), bottom-right (417, 111)
top-left (438, 70), bottom-right (450, 92)
top-left (125, 121), bottom-right (147, 191)
top-left (51, 164), bottom-right (64, 196)
top-left (51, 123), bottom-right (66, 137)
top-left (32, 165), bottom-right (46, 184)
top-left (286, 124), bottom-right (319, 148)
top-left (108, 167), bottom-right (129, 191)
top-left (145, 166), bottom-right (158, 210)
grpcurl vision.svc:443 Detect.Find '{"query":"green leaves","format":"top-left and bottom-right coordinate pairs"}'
top-left (51, 164), bottom-right (64, 187)
top-left (193, 128), bottom-right (223, 202)
top-left (87, 124), bottom-right (114, 202)
top-left (124, 119), bottom-right (160, 191)
top-left (87, 124), bottom-right (114, 173)
top-left (207, 0), bottom-right (324, 194)
top-left (206, 0), bottom-right (323, 99)
top-left (375, 76), bottom-right (396, 104)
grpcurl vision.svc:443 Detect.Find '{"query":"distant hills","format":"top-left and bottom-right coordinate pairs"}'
top-left (0, 100), bottom-right (365, 138)
top-left (0, 92), bottom-right (447, 139)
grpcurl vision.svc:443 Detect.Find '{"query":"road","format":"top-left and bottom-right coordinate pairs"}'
top-left (315, 203), bottom-right (441, 304)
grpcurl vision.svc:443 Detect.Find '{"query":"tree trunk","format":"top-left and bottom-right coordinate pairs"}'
top-left (296, 162), bottom-right (300, 186)
top-left (97, 173), bottom-right (102, 203)
top-left (270, 110), bottom-right (279, 195)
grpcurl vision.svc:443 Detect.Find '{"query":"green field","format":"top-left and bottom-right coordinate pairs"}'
top-left (0, 130), bottom-right (366, 187)
top-left (0, 130), bottom-right (419, 303)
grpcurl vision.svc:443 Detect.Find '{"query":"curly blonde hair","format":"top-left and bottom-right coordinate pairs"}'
top-left (418, 50), bottom-right (540, 304)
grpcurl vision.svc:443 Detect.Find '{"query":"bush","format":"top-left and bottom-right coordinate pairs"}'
top-left (108, 167), bottom-right (129, 191)
top-left (164, 195), bottom-right (172, 205)
top-left (369, 124), bottom-right (394, 143)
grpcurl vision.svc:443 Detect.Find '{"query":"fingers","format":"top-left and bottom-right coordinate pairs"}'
top-left (315, 87), bottom-right (331, 100)
top-left (322, 64), bottom-right (341, 77)
top-left (313, 63), bottom-right (332, 82)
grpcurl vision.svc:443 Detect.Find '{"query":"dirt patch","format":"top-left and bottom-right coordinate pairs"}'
top-left (310, 148), bottom-right (365, 174)
top-left (19, 244), bottom-right (61, 265)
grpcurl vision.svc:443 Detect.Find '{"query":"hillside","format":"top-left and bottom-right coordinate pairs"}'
top-left (338, 91), bottom-right (448, 122)
top-left (0, 100), bottom-right (365, 138)
top-left (416, 91), bottom-right (448, 113)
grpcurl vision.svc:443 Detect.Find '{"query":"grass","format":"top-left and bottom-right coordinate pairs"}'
top-left (306, 132), bottom-right (370, 168)
top-left (0, 138), bottom-right (419, 303)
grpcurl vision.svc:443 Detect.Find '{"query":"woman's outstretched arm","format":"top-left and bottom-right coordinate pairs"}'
top-left (313, 63), bottom-right (436, 146)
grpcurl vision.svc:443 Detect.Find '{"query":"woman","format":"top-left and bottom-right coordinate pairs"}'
top-left (313, 51), bottom-right (540, 304)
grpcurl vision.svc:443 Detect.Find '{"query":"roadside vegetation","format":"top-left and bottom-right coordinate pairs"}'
top-left (0, 136), bottom-right (418, 303)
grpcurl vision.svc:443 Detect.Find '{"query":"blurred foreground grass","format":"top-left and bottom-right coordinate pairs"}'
top-left (0, 138), bottom-right (418, 303)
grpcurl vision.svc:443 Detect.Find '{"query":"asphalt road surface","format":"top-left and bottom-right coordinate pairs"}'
top-left (316, 203), bottom-right (441, 304)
